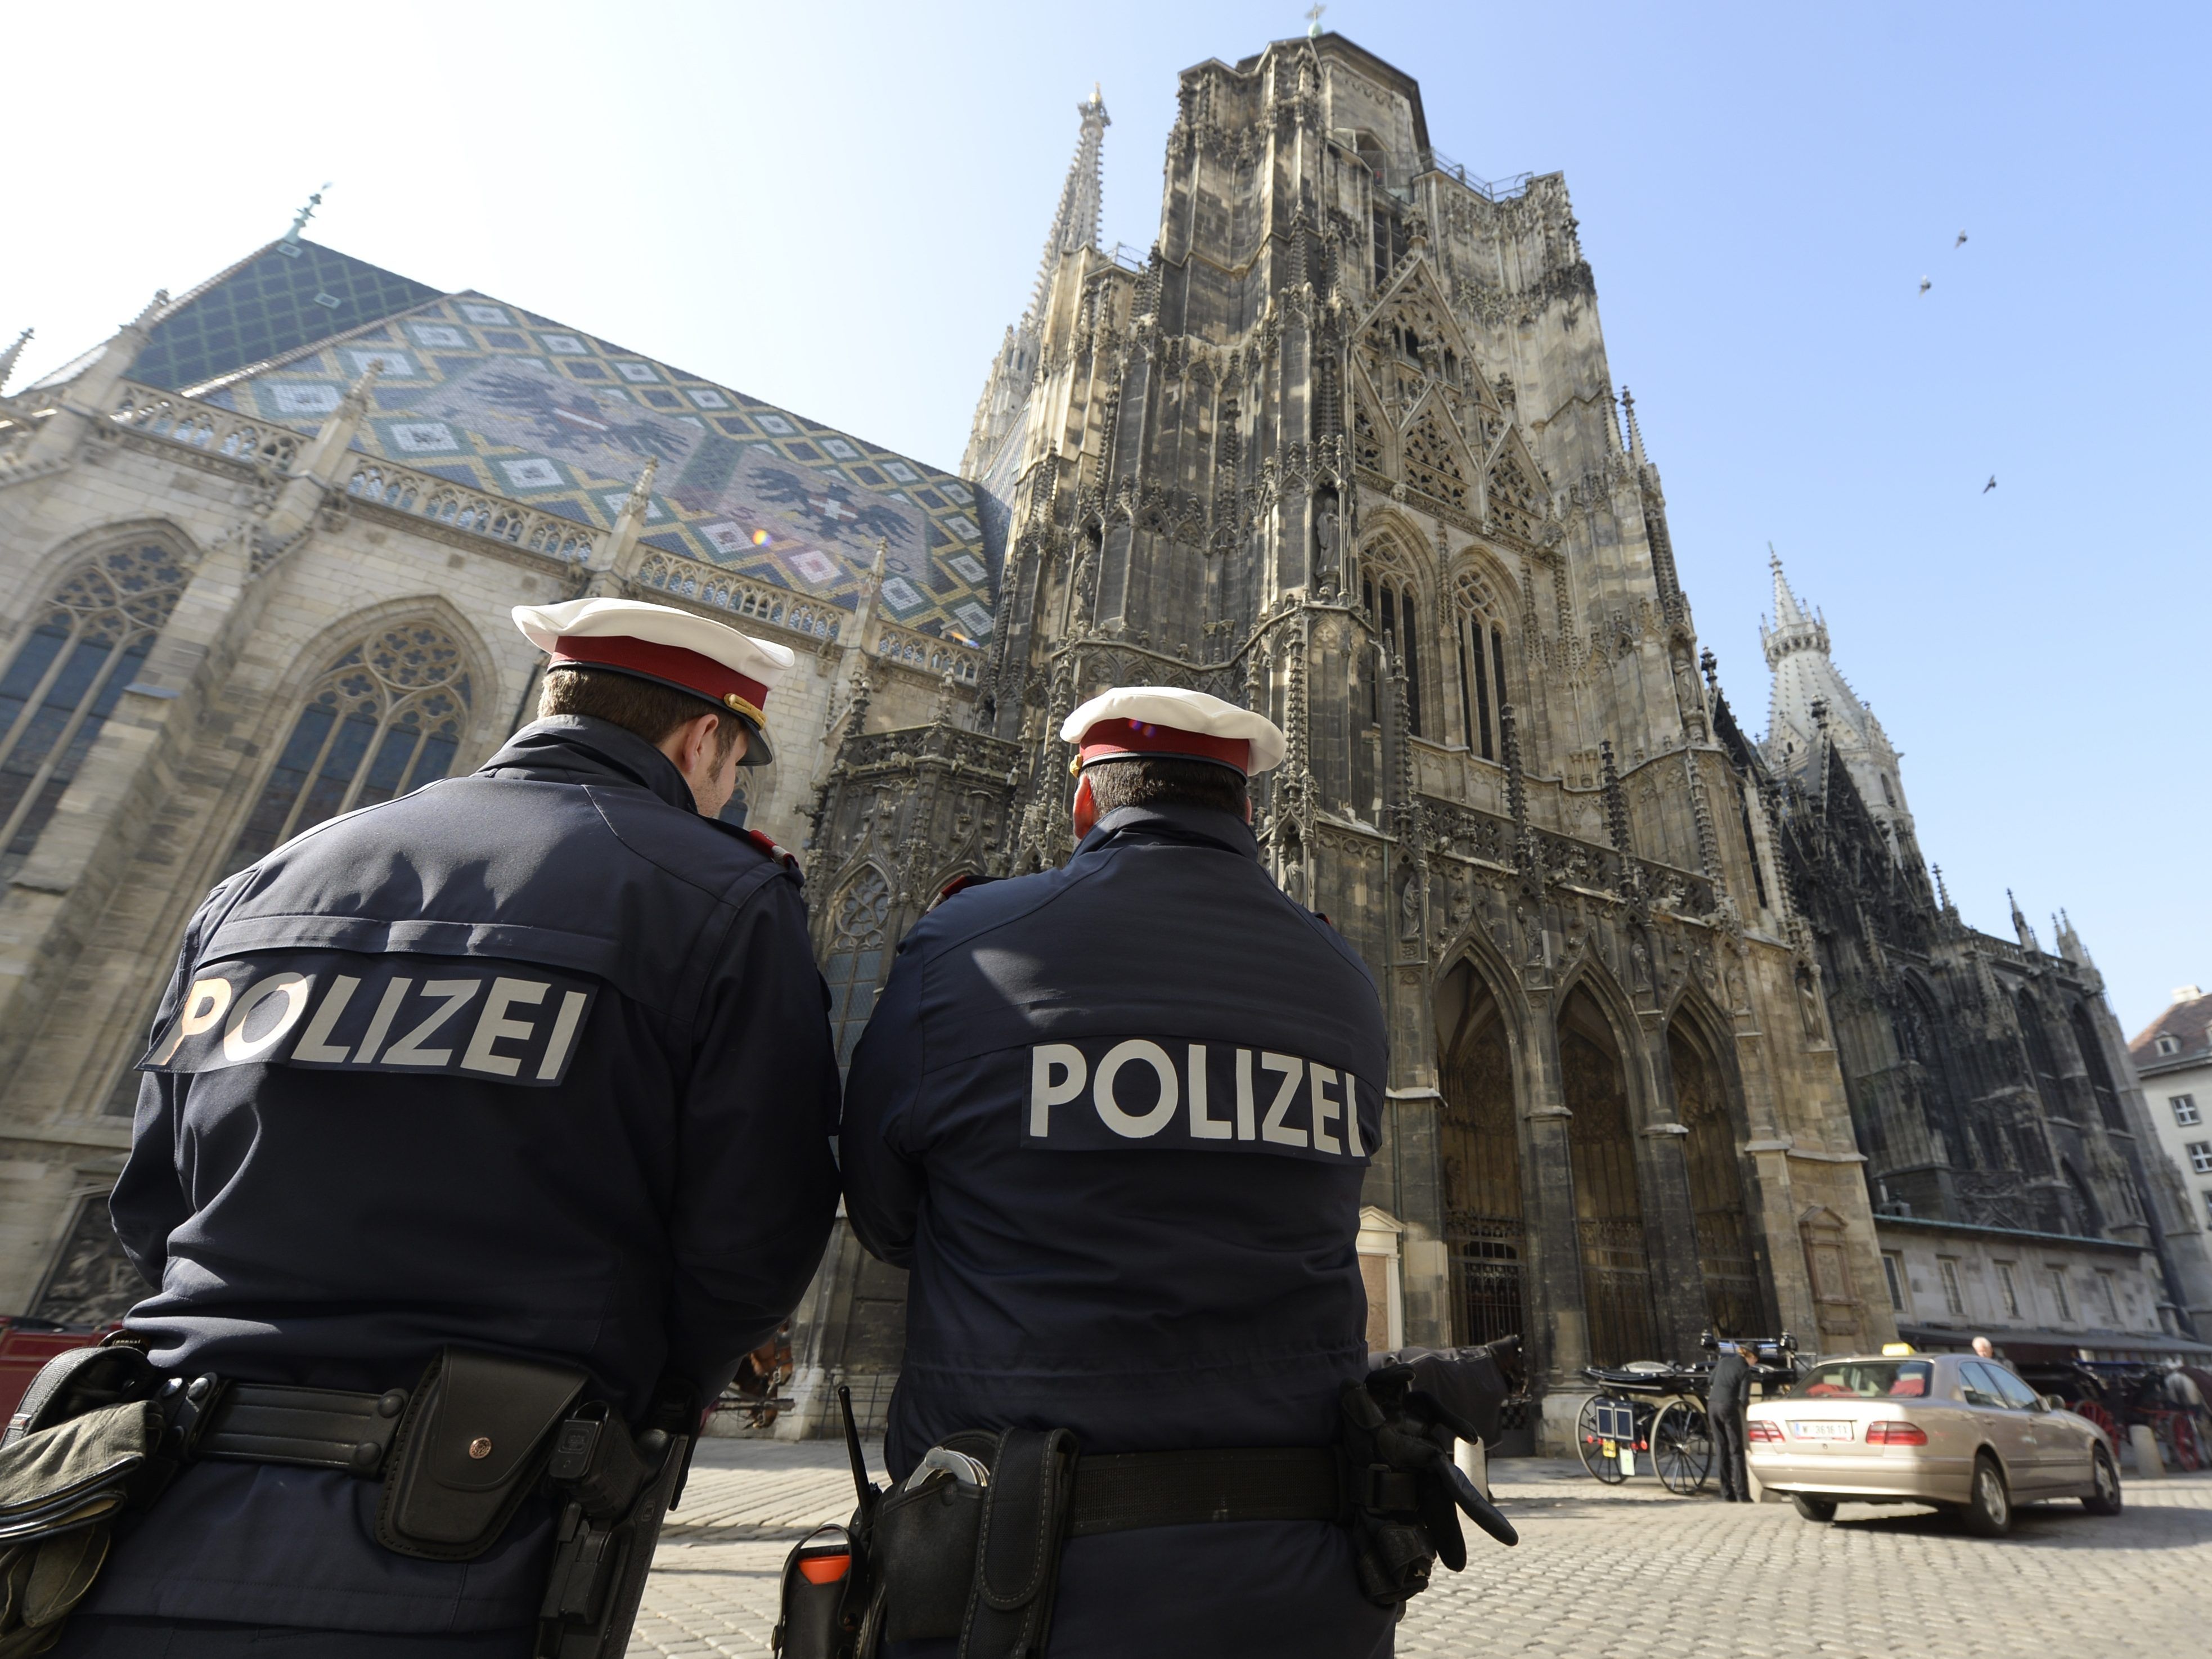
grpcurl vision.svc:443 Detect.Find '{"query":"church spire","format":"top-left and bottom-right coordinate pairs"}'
top-left (1023, 87), bottom-right (1110, 330)
top-left (1760, 547), bottom-right (1916, 846)
top-left (963, 87), bottom-right (1111, 478)
top-left (1769, 543), bottom-right (1812, 627)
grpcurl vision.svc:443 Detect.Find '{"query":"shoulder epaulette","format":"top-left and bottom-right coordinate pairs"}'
top-left (931, 871), bottom-right (1003, 911)
top-left (741, 828), bottom-right (803, 878)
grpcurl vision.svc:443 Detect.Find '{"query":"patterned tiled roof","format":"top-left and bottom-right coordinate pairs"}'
top-left (131, 241), bottom-right (443, 392)
top-left (196, 284), bottom-right (995, 644)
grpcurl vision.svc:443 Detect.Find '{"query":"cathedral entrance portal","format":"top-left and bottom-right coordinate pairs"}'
top-left (1668, 1022), bottom-right (1761, 1337)
top-left (1561, 991), bottom-right (1659, 1366)
top-left (1438, 969), bottom-right (1525, 1350)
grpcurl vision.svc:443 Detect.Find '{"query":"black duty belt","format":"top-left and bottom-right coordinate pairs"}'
top-left (1067, 1446), bottom-right (1417, 1537)
top-left (177, 1378), bottom-right (410, 1476)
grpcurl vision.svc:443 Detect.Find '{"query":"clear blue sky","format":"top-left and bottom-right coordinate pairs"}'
top-left (5, 2), bottom-right (2205, 1034)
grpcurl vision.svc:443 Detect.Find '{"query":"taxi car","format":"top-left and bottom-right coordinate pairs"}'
top-left (1745, 1350), bottom-right (2121, 1536)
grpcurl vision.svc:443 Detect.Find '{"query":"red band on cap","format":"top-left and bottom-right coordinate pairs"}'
top-left (549, 634), bottom-right (768, 722)
top-left (1076, 718), bottom-right (1251, 774)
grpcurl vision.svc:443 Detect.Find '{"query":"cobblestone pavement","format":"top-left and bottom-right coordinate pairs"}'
top-left (632, 1441), bottom-right (2212, 1658)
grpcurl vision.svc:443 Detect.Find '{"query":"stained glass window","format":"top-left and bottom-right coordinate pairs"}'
top-left (0, 543), bottom-right (191, 882)
top-left (227, 622), bottom-right (472, 868)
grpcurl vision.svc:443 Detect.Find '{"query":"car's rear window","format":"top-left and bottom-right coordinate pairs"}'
top-left (1792, 1360), bottom-right (1934, 1399)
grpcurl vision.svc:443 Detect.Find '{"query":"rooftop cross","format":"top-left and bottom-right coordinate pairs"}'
top-left (1307, 3), bottom-right (1325, 37)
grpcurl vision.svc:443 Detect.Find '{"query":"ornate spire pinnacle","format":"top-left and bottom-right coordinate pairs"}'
top-left (1022, 89), bottom-right (1111, 329)
top-left (1599, 740), bottom-right (1631, 855)
top-left (284, 183), bottom-right (330, 247)
top-left (1932, 863), bottom-right (1952, 912)
top-left (1768, 543), bottom-right (1811, 628)
top-left (0, 327), bottom-right (29, 395)
top-left (1621, 385), bottom-right (1647, 465)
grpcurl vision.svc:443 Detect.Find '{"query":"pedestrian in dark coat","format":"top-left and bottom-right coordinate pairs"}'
top-left (1708, 1336), bottom-right (1754, 1502)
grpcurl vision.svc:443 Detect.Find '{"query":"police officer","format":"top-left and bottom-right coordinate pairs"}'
top-left (60, 597), bottom-right (840, 1657)
top-left (1707, 1332), bottom-right (1754, 1503)
top-left (840, 687), bottom-right (1396, 1659)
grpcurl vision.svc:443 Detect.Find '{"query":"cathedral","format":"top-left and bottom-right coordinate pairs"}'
top-left (2, 30), bottom-right (2204, 1451)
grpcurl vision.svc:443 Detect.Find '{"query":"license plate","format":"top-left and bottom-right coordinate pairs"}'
top-left (1619, 1447), bottom-right (1636, 1475)
top-left (1790, 1420), bottom-right (1853, 1440)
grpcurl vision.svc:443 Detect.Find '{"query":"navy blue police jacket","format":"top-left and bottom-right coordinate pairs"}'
top-left (841, 802), bottom-right (1396, 1659)
top-left (89, 715), bottom-right (840, 1634)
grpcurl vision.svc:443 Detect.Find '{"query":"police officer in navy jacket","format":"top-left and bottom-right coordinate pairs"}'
top-left (64, 599), bottom-right (840, 1657)
top-left (841, 687), bottom-right (1396, 1659)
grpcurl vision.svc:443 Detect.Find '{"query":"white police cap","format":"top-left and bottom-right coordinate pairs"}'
top-left (512, 597), bottom-right (794, 766)
top-left (1059, 686), bottom-right (1288, 776)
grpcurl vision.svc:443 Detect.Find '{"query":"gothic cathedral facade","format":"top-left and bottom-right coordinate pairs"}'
top-left (3, 32), bottom-right (2204, 1446)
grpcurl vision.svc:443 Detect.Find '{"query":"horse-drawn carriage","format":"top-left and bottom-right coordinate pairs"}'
top-left (1575, 1333), bottom-right (1804, 1494)
top-left (2020, 1357), bottom-right (2212, 1472)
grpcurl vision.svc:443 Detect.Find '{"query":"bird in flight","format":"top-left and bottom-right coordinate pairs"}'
top-left (1955, 231), bottom-right (1968, 248)
top-left (1919, 276), bottom-right (1932, 295)
top-left (1982, 475), bottom-right (1997, 493)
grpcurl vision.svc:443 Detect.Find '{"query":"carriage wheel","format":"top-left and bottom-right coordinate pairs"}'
top-left (1577, 1397), bottom-right (1629, 1484)
top-left (1653, 1400), bottom-right (1714, 1495)
top-left (2076, 1400), bottom-right (2119, 1444)
top-left (2163, 1412), bottom-right (2205, 1473)
top-left (2184, 1414), bottom-right (2212, 1473)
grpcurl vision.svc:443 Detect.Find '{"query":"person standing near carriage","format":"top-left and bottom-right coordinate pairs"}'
top-left (1708, 1333), bottom-right (1754, 1502)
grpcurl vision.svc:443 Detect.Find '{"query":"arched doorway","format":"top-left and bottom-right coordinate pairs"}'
top-left (1438, 966), bottom-right (1525, 1348)
top-left (1669, 1021), bottom-right (1759, 1336)
top-left (1561, 989), bottom-right (1658, 1365)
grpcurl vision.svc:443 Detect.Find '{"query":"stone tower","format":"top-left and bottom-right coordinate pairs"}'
top-left (797, 32), bottom-right (1891, 1447)
top-left (1757, 568), bottom-right (2212, 1334)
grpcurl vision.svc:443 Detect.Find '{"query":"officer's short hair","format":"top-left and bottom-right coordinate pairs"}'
top-left (1082, 756), bottom-right (1247, 817)
top-left (540, 667), bottom-right (747, 760)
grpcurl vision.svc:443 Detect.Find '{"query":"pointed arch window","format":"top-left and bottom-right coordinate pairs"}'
top-left (1452, 571), bottom-right (1509, 762)
top-left (824, 869), bottom-right (891, 1069)
top-left (227, 622), bottom-right (473, 869)
top-left (1361, 569), bottom-right (1424, 738)
top-left (0, 542), bottom-right (191, 881)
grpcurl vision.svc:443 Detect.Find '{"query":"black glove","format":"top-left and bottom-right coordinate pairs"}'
top-left (1339, 1367), bottom-right (1519, 1608)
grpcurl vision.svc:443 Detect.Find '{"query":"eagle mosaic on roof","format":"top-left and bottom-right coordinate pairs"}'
top-left (201, 288), bottom-right (997, 643)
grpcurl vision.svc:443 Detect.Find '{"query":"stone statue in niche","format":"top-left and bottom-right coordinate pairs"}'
top-left (1399, 871), bottom-right (1422, 938)
top-left (1313, 501), bottom-right (1341, 593)
top-left (1283, 857), bottom-right (1306, 904)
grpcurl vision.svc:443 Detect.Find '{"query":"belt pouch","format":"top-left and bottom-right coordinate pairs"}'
top-left (873, 1468), bottom-right (983, 1643)
top-left (957, 1428), bottom-right (1077, 1659)
top-left (772, 1523), bottom-right (860, 1659)
top-left (376, 1349), bottom-right (587, 1561)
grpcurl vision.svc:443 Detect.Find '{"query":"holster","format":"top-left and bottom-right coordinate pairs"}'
top-left (864, 1428), bottom-right (1076, 1659)
top-left (376, 1349), bottom-right (587, 1562)
top-left (959, 1428), bottom-right (1077, 1659)
top-left (534, 1420), bottom-right (689, 1659)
